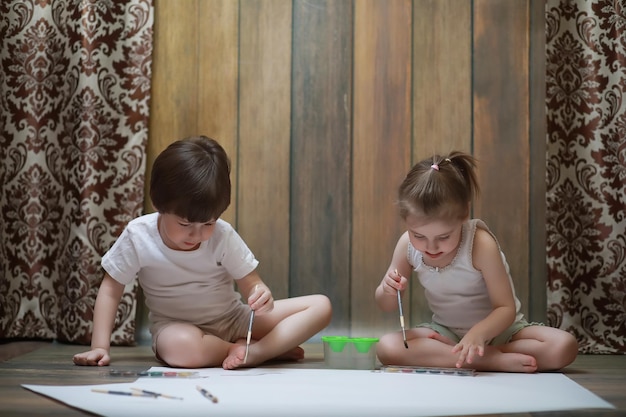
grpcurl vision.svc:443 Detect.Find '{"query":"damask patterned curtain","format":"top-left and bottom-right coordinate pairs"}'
top-left (546, 0), bottom-right (625, 353)
top-left (0, 1), bottom-right (153, 345)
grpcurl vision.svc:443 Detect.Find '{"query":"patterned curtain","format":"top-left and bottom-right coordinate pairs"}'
top-left (0, 1), bottom-right (153, 345)
top-left (546, 0), bottom-right (626, 353)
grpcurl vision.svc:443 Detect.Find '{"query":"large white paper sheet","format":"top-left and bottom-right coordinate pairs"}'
top-left (22, 366), bottom-right (614, 417)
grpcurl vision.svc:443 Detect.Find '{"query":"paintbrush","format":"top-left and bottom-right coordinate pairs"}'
top-left (130, 387), bottom-right (183, 400)
top-left (395, 269), bottom-right (409, 349)
top-left (244, 284), bottom-right (258, 363)
top-left (196, 385), bottom-right (218, 403)
top-left (244, 310), bottom-right (254, 363)
top-left (91, 388), bottom-right (155, 398)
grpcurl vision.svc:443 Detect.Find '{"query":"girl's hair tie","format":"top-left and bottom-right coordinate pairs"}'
top-left (431, 164), bottom-right (439, 171)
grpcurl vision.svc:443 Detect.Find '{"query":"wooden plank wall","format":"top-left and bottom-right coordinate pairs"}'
top-left (144, 0), bottom-right (545, 340)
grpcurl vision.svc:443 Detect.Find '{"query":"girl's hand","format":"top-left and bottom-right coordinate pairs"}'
top-left (382, 269), bottom-right (406, 296)
top-left (451, 331), bottom-right (486, 368)
top-left (247, 284), bottom-right (274, 314)
top-left (73, 347), bottom-right (110, 367)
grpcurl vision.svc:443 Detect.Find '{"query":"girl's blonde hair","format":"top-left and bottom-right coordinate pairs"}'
top-left (398, 151), bottom-right (479, 223)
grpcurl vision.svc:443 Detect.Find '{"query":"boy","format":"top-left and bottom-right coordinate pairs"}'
top-left (73, 136), bottom-right (332, 369)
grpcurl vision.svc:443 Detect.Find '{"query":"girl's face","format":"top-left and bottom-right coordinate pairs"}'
top-left (158, 213), bottom-right (216, 251)
top-left (405, 215), bottom-right (465, 267)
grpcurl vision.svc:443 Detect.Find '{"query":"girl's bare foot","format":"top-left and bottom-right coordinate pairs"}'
top-left (472, 350), bottom-right (538, 373)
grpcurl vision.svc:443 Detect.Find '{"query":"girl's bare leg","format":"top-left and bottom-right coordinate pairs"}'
top-left (223, 294), bottom-right (332, 370)
top-left (376, 328), bottom-right (538, 373)
top-left (500, 325), bottom-right (578, 371)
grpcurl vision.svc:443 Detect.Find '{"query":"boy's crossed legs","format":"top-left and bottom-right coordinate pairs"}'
top-left (155, 294), bottom-right (332, 369)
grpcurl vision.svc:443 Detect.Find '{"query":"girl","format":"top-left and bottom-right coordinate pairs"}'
top-left (375, 152), bottom-right (578, 372)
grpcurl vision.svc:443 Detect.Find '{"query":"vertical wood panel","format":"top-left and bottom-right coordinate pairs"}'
top-left (291, 0), bottom-right (353, 334)
top-left (528, 0), bottom-right (547, 322)
top-left (413, 0), bottom-right (472, 158)
top-left (411, 0), bottom-right (472, 325)
top-left (145, 0), bottom-right (542, 340)
top-left (146, 0), bottom-right (201, 213)
top-left (197, 0), bottom-right (239, 225)
top-left (142, 0), bottom-right (202, 340)
top-left (238, 0), bottom-right (292, 298)
top-left (473, 0), bottom-right (530, 313)
top-left (352, 0), bottom-right (412, 336)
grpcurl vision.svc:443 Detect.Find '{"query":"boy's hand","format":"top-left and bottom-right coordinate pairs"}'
top-left (73, 348), bottom-right (110, 366)
top-left (247, 285), bottom-right (274, 314)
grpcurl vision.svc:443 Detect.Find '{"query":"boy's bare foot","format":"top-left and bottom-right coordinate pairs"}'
top-left (274, 346), bottom-right (305, 361)
top-left (221, 342), bottom-right (305, 370)
top-left (222, 342), bottom-right (248, 370)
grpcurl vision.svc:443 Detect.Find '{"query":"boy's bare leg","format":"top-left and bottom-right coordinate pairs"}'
top-left (155, 322), bottom-right (232, 368)
top-left (376, 328), bottom-right (538, 373)
top-left (222, 294), bottom-right (332, 370)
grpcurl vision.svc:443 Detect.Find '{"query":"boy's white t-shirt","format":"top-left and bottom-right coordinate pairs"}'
top-left (101, 212), bottom-right (259, 328)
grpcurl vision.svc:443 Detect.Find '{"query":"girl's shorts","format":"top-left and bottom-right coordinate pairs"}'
top-left (417, 318), bottom-right (543, 346)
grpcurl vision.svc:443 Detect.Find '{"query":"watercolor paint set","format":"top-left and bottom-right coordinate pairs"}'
top-left (105, 369), bottom-right (201, 378)
top-left (381, 365), bottom-right (476, 376)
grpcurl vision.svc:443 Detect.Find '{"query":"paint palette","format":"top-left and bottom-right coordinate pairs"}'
top-left (381, 365), bottom-right (476, 376)
top-left (105, 370), bottom-right (201, 378)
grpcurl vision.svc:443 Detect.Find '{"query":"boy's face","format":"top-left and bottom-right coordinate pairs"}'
top-left (405, 215), bottom-right (464, 268)
top-left (158, 213), bottom-right (216, 251)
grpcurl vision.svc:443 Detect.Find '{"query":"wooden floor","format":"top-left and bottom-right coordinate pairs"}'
top-left (0, 340), bottom-right (625, 417)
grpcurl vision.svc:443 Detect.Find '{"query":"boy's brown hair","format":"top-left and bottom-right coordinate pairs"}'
top-left (150, 135), bottom-right (231, 222)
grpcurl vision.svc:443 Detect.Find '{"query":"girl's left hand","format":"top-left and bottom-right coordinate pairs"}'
top-left (451, 331), bottom-right (486, 368)
top-left (247, 284), bottom-right (274, 314)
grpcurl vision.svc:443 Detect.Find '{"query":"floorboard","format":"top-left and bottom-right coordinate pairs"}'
top-left (0, 341), bottom-right (624, 416)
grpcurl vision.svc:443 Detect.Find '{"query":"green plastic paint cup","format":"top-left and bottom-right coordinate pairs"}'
top-left (351, 338), bottom-right (379, 353)
top-left (321, 336), bottom-right (379, 370)
top-left (321, 336), bottom-right (350, 353)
